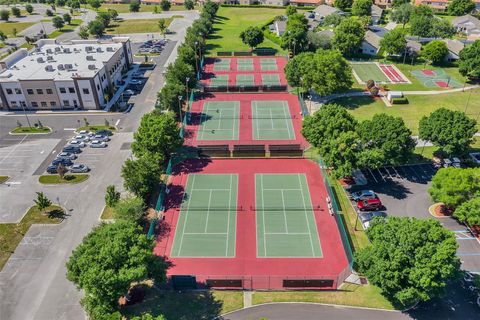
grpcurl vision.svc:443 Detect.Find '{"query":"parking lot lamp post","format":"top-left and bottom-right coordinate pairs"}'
top-left (177, 95), bottom-right (183, 123)
top-left (185, 77), bottom-right (190, 109)
top-left (194, 41), bottom-right (199, 74)
top-left (20, 103), bottom-right (32, 128)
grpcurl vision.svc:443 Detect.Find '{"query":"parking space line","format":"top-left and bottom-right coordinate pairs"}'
top-left (457, 253), bottom-right (480, 256)
top-left (0, 136), bottom-right (27, 166)
top-left (367, 169), bottom-right (378, 183)
top-left (405, 165), bottom-right (421, 181)
top-left (115, 119), bottom-right (120, 126)
top-left (377, 168), bottom-right (387, 182)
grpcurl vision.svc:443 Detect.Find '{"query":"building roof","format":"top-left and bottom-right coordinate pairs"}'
top-left (313, 4), bottom-right (340, 17)
top-left (0, 42), bottom-right (123, 82)
top-left (452, 14), bottom-right (480, 29)
top-left (317, 29), bottom-right (334, 39)
top-left (275, 20), bottom-right (287, 34)
top-left (363, 30), bottom-right (382, 50)
top-left (406, 40), bottom-right (422, 53)
top-left (290, 0), bottom-right (324, 4)
top-left (371, 4), bottom-right (383, 17)
top-left (445, 39), bottom-right (465, 56)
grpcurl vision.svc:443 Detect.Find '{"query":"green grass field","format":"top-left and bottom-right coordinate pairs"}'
top-left (0, 21), bottom-right (35, 37)
top-left (206, 6), bottom-right (286, 54)
top-left (48, 19), bottom-right (82, 39)
top-left (89, 3), bottom-right (196, 13)
top-left (351, 63), bottom-right (389, 83)
top-left (333, 92), bottom-right (480, 135)
top-left (10, 126), bottom-right (51, 134)
top-left (106, 17), bottom-right (176, 34)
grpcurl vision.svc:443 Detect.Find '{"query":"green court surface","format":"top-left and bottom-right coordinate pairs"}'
top-left (260, 58), bottom-right (278, 71)
top-left (237, 58), bottom-right (254, 71)
top-left (236, 74), bottom-right (254, 87)
top-left (171, 174), bottom-right (238, 257)
top-left (261, 74), bottom-right (281, 86)
top-left (210, 74), bottom-right (229, 87)
top-left (214, 58), bottom-right (231, 71)
top-left (410, 69), bottom-right (463, 88)
top-left (351, 63), bottom-right (388, 83)
top-left (251, 101), bottom-right (295, 140)
top-left (198, 101), bottom-right (240, 140)
top-left (255, 174), bottom-right (322, 257)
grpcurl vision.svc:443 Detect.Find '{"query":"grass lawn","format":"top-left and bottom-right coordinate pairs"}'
top-left (0, 176), bottom-right (9, 183)
top-left (206, 6), bottom-right (286, 54)
top-left (332, 91), bottom-right (480, 135)
top-left (121, 287), bottom-right (243, 318)
top-left (19, 42), bottom-right (34, 50)
top-left (0, 205), bottom-right (64, 271)
top-left (252, 283), bottom-right (394, 310)
top-left (77, 124), bottom-right (116, 132)
top-left (48, 19), bottom-right (82, 38)
top-left (100, 206), bottom-right (115, 220)
top-left (39, 174), bottom-right (89, 184)
top-left (10, 126), bottom-right (51, 134)
top-left (90, 3), bottom-right (197, 13)
top-left (0, 21), bottom-right (35, 37)
top-left (411, 139), bottom-right (480, 163)
top-left (106, 17), bottom-right (176, 34)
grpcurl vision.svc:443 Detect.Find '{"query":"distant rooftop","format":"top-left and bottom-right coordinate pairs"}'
top-left (0, 42), bottom-right (123, 82)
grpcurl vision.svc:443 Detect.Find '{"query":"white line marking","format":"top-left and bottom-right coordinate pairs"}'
top-left (297, 174), bottom-right (316, 256)
top-left (368, 169), bottom-right (378, 183)
top-left (281, 190), bottom-right (289, 233)
top-left (0, 136), bottom-right (27, 166)
top-left (204, 190), bottom-right (213, 233)
top-left (260, 174), bottom-right (267, 256)
top-left (63, 128), bottom-right (76, 131)
top-left (177, 174), bottom-right (196, 256)
top-left (225, 174), bottom-right (233, 256)
top-left (115, 119), bottom-right (120, 126)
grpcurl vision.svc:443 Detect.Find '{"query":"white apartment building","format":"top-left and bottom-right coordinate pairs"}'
top-left (0, 37), bottom-right (133, 111)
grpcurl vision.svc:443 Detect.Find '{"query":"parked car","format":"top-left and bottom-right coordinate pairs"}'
top-left (63, 145), bottom-right (82, 154)
top-left (90, 140), bottom-right (107, 148)
top-left (70, 164), bottom-right (90, 173)
top-left (78, 130), bottom-right (89, 135)
top-left (469, 152), bottom-right (480, 165)
top-left (123, 89), bottom-right (135, 97)
top-left (350, 190), bottom-right (376, 202)
top-left (357, 198), bottom-right (383, 211)
top-left (46, 165), bottom-right (59, 174)
top-left (93, 134), bottom-right (110, 142)
top-left (68, 140), bottom-right (86, 148)
top-left (132, 72), bottom-right (144, 79)
top-left (52, 158), bottom-right (73, 166)
top-left (74, 134), bottom-right (90, 142)
top-left (56, 152), bottom-right (77, 160)
top-left (358, 211), bottom-right (387, 229)
top-left (96, 129), bottom-right (113, 136)
top-left (129, 79), bottom-right (143, 85)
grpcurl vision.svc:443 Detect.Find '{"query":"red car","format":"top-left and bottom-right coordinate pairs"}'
top-left (357, 198), bottom-right (382, 211)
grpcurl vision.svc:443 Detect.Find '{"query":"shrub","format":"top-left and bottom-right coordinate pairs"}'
top-left (392, 97), bottom-right (409, 104)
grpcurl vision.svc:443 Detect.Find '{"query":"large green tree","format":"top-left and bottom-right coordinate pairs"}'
top-left (240, 26), bottom-right (264, 50)
top-left (114, 196), bottom-right (145, 223)
top-left (132, 111), bottom-right (183, 159)
top-left (380, 29), bottom-right (407, 56)
top-left (157, 82), bottom-right (185, 115)
top-left (333, 17), bottom-right (365, 56)
top-left (458, 40), bottom-right (480, 79)
top-left (165, 59), bottom-right (196, 89)
top-left (52, 16), bottom-right (64, 30)
top-left (430, 19), bottom-right (455, 38)
top-left (429, 167), bottom-right (480, 208)
top-left (88, 19), bottom-right (105, 38)
top-left (334, 0), bottom-right (353, 10)
top-left (281, 13), bottom-right (309, 54)
top-left (419, 108), bottom-right (477, 155)
top-left (351, 0), bottom-right (372, 16)
top-left (122, 155), bottom-right (163, 201)
top-left (355, 217), bottom-right (460, 306)
top-left (421, 40), bottom-right (448, 65)
top-left (323, 12), bottom-right (344, 27)
top-left (130, 0), bottom-right (140, 12)
top-left (66, 221), bottom-right (167, 318)
top-left (454, 197), bottom-right (480, 226)
top-left (409, 5), bottom-right (434, 37)
top-left (390, 3), bottom-right (413, 28)
top-left (447, 0), bottom-right (475, 15)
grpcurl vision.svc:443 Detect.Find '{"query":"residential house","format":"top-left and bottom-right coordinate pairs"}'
top-left (374, 0), bottom-right (393, 9)
top-left (371, 4), bottom-right (384, 25)
top-left (290, 0), bottom-right (325, 7)
top-left (271, 20), bottom-right (287, 36)
top-left (452, 15), bottom-right (480, 40)
top-left (445, 39), bottom-right (465, 61)
top-left (360, 30), bottom-right (382, 55)
top-left (312, 4), bottom-right (342, 22)
top-left (406, 39), bottom-right (422, 56)
top-left (415, 0), bottom-right (480, 11)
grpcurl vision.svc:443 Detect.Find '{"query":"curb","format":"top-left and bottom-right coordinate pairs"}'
top-left (428, 203), bottom-right (450, 218)
top-left (9, 126), bottom-right (53, 135)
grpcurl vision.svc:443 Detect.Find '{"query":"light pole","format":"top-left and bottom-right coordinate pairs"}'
top-left (177, 95), bottom-right (183, 123)
top-left (194, 41), bottom-right (199, 74)
top-left (185, 77), bottom-right (190, 110)
top-left (20, 103), bottom-right (32, 128)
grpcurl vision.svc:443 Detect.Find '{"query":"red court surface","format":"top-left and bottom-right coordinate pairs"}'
top-left (435, 81), bottom-right (449, 88)
top-left (379, 64), bottom-right (407, 83)
top-left (184, 92), bottom-right (307, 148)
top-left (421, 69), bottom-right (436, 76)
top-left (154, 158), bottom-right (350, 290)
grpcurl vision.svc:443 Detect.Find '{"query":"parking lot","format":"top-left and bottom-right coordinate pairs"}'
top-left (349, 163), bottom-right (480, 273)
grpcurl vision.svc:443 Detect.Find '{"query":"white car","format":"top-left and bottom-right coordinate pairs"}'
top-left (68, 140), bottom-right (86, 148)
top-left (130, 79), bottom-right (143, 85)
top-left (93, 134), bottom-right (110, 142)
top-left (90, 140), bottom-right (107, 148)
top-left (78, 130), bottom-right (89, 135)
top-left (70, 164), bottom-right (90, 173)
top-left (74, 134), bottom-right (90, 142)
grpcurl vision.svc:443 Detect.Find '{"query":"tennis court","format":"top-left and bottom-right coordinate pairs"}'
top-left (214, 58), bottom-right (231, 71)
top-left (351, 62), bottom-right (389, 83)
top-left (171, 174), bottom-right (238, 257)
top-left (197, 101), bottom-right (240, 140)
top-left (260, 58), bottom-right (278, 71)
top-left (252, 101), bottom-right (295, 140)
top-left (262, 74), bottom-right (281, 86)
top-left (410, 69), bottom-right (463, 88)
top-left (237, 58), bottom-right (254, 71)
top-left (255, 173), bottom-right (322, 257)
top-left (210, 74), bottom-right (229, 87)
top-left (236, 74), bottom-right (254, 87)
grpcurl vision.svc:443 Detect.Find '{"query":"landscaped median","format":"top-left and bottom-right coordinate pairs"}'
top-left (0, 176), bottom-right (9, 184)
top-left (0, 205), bottom-right (65, 270)
top-left (48, 19), bottom-right (82, 38)
top-left (106, 17), bottom-right (179, 34)
top-left (39, 174), bottom-right (89, 184)
top-left (10, 126), bottom-right (52, 134)
top-left (100, 205), bottom-right (115, 220)
top-left (76, 125), bottom-right (117, 133)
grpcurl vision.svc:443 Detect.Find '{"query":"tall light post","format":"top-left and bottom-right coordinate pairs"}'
top-left (185, 76), bottom-right (190, 110)
top-left (194, 41), bottom-right (199, 75)
top-left (20, 103), bottom-right (32, 128)
top-left (177, 95), bottom-right (183, 123)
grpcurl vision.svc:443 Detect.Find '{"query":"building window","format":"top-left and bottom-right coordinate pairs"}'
top-left (97, 84), bottom-right (100, 91)
top-left (69, 87), bottom-right (75, 93)
top-left (50, 101), bottom-right (56, 107)
top-left (59, 87), bottom-right (66, 93)
top-left (14, 88), bottom-right (22, 94)
top-left (6, 89), bottom-right (12, 94)
top-left (41, 102), bottom-right (47, 107)
top-left (63, 100), bottom-right (70, 107)
top-left (46, 88), bottom-right (53, 94)
top-left (73, 100), bottom-right (78, 107)
top-left (27, 89), bottom-right (34, 95)
top-left (83, 88), bottom-right (89, 94)
top-left (37, 89), bottom-right (43, 94)
top-left (10, 101), bottom-right (17, 107)
top-left (31, 102), bottom-right (38, 108)
top-left (20, 101), bottom-right (26, 108)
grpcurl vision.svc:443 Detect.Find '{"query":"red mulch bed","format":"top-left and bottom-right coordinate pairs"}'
top-left (433, 204), bottom-right (452, 217)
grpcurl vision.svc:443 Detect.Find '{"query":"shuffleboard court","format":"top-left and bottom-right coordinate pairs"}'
top-left (255, 173), bottom-right (322, 257)
top-left (237, 58), bottom-right (254, 71)
top-left (171, 174), bottom-right (238, 257)
top-left (251, 101), bottom-right (295, 140)
top-left (197, 101), bottom-right (240, 140)
top-left (261, 74), bottom-right (281, 86)
top-left (260, 58), bottom-right (278, 71)
top-left (351, 62), bottom-right (389, 83)
top-left (236, 74), bottom-right (254, 87)
top-left (214, 58), bottom-right (231, 71)
top-left (210, 74), bottom-right (229, 87)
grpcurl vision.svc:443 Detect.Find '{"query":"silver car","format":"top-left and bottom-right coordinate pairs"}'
top-left (93, 134), bottom-right (110, 142)
top-left (70, 164), bottom-right (90, 173)
top-left (74, 134), bottom-right (90, 142)
top-left (68, 140), bottom-right (86, 148)
top-left (56, 152), bottom-right (77, 160)
top-left (90, 140), bottom-right (107, 148)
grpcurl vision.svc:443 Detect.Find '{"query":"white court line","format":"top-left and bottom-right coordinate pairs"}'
top-left (177, 174), bottom-right (196, 256)
top-left (297, 173), bottom-right (316, 256)
top-left (281, 190), bottom-right (289, 233)
top-left (265, 232), bottom-right (310, 235)
top-left (281, 102), bottom-right (294, 140)
top-left (190, 188), bottom-right (232, 191)
top-left (204, 190), bottom-right (213, 233)
top-left (0, 135), bottom-right (27, 166)
top-left (183, 232), bottom-right (228, 235)
top-left (261, 174), bottom-right (267, 256)
top-left (263, 188), bottom-right (303, 191)
top-left (225, 174), bottom-right (233, 256)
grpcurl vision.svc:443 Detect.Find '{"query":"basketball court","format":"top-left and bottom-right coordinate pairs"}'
top-left (410, 69), bottom-right (463, 88)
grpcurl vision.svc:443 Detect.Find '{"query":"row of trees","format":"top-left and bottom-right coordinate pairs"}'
top-left (157, 0), bottom-right (218, 116)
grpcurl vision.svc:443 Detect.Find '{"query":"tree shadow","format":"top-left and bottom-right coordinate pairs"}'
top-left (47, 209), bottom-right (68, 219)
top-left (334, 96), bottom-right (379, 110)
top-left (214, 15), bottom-right (229, 21)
